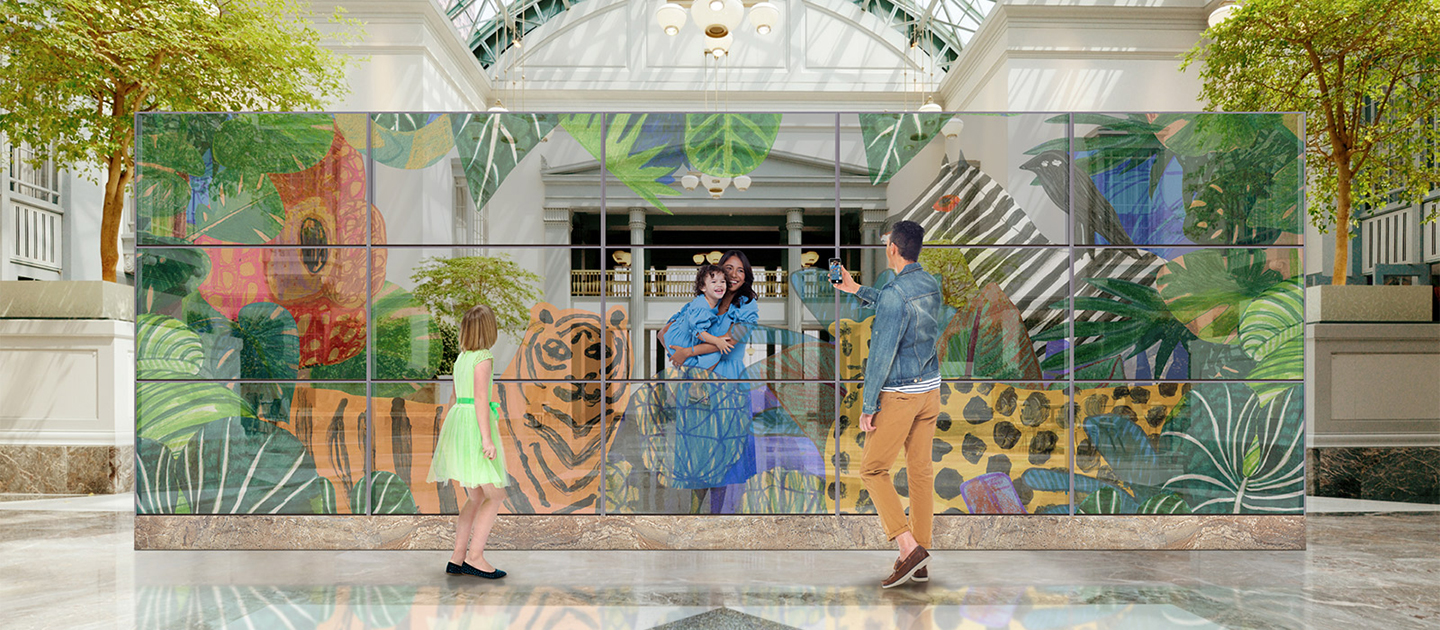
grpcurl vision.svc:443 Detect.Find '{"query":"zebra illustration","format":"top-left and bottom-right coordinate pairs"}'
top-left (890, 159), bottom-right (1165, 341)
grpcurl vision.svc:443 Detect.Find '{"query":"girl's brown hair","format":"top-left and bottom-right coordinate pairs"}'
top-left (693, 264), bottom-right (725, 296)
top-left (459, 304), bottom-right (498, 351)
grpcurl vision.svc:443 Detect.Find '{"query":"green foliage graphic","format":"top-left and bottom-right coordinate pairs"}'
top-left (1157, 249), bottom-right (1292, 344)
top-left (1160, 383), bottom-right (1304, 513)
top-left (1035, 278), bottom-right (1196, 378)
top-left (683, 113), bottom-right (783, 178)
top-left (179, 417), bottom-right (324, 514)
top-left (136, 438), bottom-right (180, 514)
top-left (137, 314), bottom-right (205, 378)
top-left (858, 113), bottom-right (952, 184)
top-left (451, 113), bottom-right (557, 210)
top-left (137, 381), bottom-right (256, 451)
top-left (351, 471), bottom-right (420, 515)
top-left (561, 113), bottom-right (681, 213)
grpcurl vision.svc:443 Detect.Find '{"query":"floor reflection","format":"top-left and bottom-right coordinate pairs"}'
top-left (135, 584), bottom-right (1224, 630)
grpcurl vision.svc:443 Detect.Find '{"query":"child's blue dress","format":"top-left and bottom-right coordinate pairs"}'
top-left (663, 295), bottom-right (721, 370)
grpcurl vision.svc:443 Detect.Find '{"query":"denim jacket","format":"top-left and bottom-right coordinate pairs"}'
top-left (854, 262), bottom-right (942, 415)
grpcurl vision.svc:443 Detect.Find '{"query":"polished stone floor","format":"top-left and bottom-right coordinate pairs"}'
top-left (1, 495), bottom-right (1436, 630)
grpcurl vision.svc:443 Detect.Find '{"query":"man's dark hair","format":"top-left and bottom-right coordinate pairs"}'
top-left (693, 264), bottom-right (725, 296)
top-left (887, 220), bottom-right (924, 262)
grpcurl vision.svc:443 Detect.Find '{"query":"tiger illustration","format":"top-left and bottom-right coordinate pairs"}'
top-left (497, 303), bottom-right (632, 514)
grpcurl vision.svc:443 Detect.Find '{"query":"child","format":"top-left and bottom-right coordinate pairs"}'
top-left (427, 304), bottom-right (508, 579)
top-left (663, 264), bottom-right (733, 370)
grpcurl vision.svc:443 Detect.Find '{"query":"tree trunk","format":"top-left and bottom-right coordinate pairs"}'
top-left (99, 148), bottom-right (131, 283)
top-left (1331, 158), bottom-right (1353, 286)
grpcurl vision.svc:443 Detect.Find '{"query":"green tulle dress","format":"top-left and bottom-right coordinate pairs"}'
top-left (427, 349), bottom-right (507, 488)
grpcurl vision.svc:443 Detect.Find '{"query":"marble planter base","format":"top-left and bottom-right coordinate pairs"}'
top-left (134, 514), bottom-right (1304, 551)
top-left (0, 445), bottom-right (134, 494)
top-left (1308, 447), bottom-right (1440, 504)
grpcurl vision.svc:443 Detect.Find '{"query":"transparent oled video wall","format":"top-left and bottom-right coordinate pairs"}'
top-left (133, 112), bottom-right (1305, 517)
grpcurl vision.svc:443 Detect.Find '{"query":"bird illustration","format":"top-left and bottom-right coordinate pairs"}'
top-left (1020, 150), bottom-right (1133, 245)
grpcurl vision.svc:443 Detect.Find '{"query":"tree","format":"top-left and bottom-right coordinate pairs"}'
top-left (409, 255), bottom-right (545, 336)
top-left (0, 0), bottom-right (360, 282)
top-left (1182, 0), bottom-right (1440, 284)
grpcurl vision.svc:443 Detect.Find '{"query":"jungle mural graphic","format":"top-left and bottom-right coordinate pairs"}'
top-left (134, 112), bottom-right (1304, 517)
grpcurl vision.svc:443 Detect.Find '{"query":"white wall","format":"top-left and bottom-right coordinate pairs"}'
top-left (940, 0), bottom-right (1209, 112)
top-left (321, 0), bottom-right (491, 111)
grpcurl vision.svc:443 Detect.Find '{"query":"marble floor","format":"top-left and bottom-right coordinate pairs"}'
top-left (0, 495), bottom-right (1436, 630)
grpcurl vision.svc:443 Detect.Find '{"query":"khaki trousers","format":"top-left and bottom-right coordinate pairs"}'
top-left (859, 389), bottom-right (940, 547)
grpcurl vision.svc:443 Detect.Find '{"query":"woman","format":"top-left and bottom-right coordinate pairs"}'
top-left (665, 250), bottom-right (759, 377)
top-left (660, 250), bottom-right (761, 512)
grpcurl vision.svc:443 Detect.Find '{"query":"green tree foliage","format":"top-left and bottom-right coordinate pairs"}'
top-left (409, 255), bottom-right (544, 336)
top-left (0, 0), bottom-right (360, 281)
top-left (1182, 0), bottom-right (1440, 284)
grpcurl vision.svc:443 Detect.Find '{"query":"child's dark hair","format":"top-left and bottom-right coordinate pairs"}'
top-left (693, 264), bottom-right (725, 295)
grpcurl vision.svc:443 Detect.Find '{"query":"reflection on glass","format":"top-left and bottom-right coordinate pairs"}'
top-left (834, 382), bottom-right (1071, 516)
top-left (604, 247), bottom-right (838, 380)
top-left (607, 378), bottom-right (833, 515)
top-left (135, 382), bottom-right (365, 515)
top-left (1067, 248), bottom-right (1301, 381)
top-left (841, 113), bottom-right (1071, 246)
top-left (373, 381), bottom-right (612, 515)
top-left (136, 247), bottom-right (377, 379)
top-left (1023, 382), bottom-right (1303, 515)
top-left (136, 113), bottom-right (373, 246)
top-left (1069, 113), bottom-right (1304, 246)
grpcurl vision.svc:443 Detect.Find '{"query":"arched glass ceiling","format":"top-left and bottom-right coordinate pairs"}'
top-left (436, 0), bottom-right (997, 71)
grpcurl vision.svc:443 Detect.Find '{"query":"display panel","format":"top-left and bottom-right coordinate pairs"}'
top-left (132, 111), bottom-right (1304, 518)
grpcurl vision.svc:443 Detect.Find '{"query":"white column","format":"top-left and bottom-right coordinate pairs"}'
top-left (786, 208), bottom-right (804, 333)
top-left (0, 139), bottom-right (13, 281)
top-left (543, 207), bottom-right (573, 309)
top-left (629, 208), bottom-right (646, 373)
top-left (862, 210), bottom-right (888, 287)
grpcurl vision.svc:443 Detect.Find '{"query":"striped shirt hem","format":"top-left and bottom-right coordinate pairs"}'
top-left (881, 376), bottom-right (942, 394)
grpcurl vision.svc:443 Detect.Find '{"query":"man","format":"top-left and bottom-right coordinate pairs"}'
top-left (835, 220), bottom-right (942, 588)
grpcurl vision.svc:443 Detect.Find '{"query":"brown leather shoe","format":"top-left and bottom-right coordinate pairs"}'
top-left (912, 566), bottom-right (928, 582)
top-left (882, 546), bottom-right (929, 588)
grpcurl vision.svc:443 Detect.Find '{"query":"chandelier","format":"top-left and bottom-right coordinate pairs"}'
top-left (678, 170), bottom-right (753, 199)
top-left (655, 0), bottom-right (782, 58)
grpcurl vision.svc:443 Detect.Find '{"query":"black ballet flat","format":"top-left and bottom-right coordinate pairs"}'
top-left (446, 562), bottom-right (463, 575)
top-left (460, 562), bottom-right (506, 579)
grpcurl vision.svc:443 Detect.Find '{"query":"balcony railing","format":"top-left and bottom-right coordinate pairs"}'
top-left (8, 143), bottom-right (60, 205)
top-left (11, 201), bottom-right (63, 271)
top-left (571, 269), bottom-right (858, 299)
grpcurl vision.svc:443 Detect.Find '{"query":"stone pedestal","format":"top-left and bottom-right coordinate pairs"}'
top-left (0, 281), bottom-right (134, 496)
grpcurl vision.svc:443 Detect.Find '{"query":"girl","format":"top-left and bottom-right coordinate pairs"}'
top-left (427, 304), bottom-right (508, 579)
top-left (661, 264), bottom-right (732, 371)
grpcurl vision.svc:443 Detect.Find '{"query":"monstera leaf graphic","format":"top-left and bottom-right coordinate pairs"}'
top-left (136, 438), bottom-right (180, 514)
top-left (683, 113), bottom-right (782, 177)
top-left (1238, 279), bottom-right (1304, 403)
top-left (178, 417), bottom-right (324, 514)
top-left (137, 314), bottom-right (205, 378)
top-left (1160, 383), bottom-right (1304, 513)
top-left (452, 113), bottom-right (557, 209)
top-left (859, 113), bottom-right (952, 184)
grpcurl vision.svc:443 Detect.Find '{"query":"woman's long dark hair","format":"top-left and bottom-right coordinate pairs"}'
top-left (720, 250), bottom-right (757, 304)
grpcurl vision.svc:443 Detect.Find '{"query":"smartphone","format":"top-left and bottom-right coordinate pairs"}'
top-left (828, 258), bottom-right (843, 285)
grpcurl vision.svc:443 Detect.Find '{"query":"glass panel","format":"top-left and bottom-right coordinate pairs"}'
top-left (607, 381), bottom-right (834, 515)
top-left (597, 112), bottom-right (838, 251)
top-left (838, 112), bottom-right (1071, 247)
top-left (135, 382), bottom-right (366, 515)
top-left (1068, 382), bottom-right (1303, 514)
top-left (834, 382), bottom-right (1071, 515)
top-left (368, 246), bottom-right (617, 382)
top-left (370, 112), bottom-right (603, 245)
top-left (1071, 247), bottom-right (1302, 381)
top-left (136, 113), bottom-right (365, 246)
top-left (1072, 113), bottom-right (1305, 246)
top-left (832, 246), bottom-right (1070, 381)
top-left (606, 246), bottom-right (838, 381)
top-left (136, 247), bottom-right (373, 380)
top-left (372, 381), bottom-right (608, 514)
